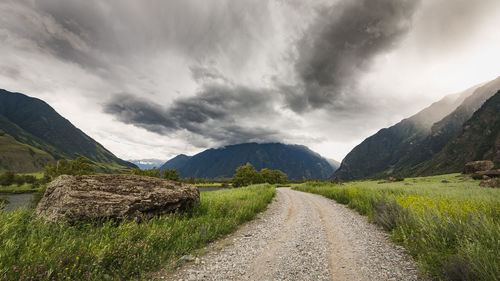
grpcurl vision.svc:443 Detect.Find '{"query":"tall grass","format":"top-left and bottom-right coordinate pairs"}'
top-left (293, 174), bottom-right (500, 281)
top-left (0, 184), bottom-right (275, 280)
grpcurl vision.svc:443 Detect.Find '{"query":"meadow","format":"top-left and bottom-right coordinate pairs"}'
top-left (0, 184), bottom-right (275, 280)
top-left (293, 174), bottom-right (500, 281)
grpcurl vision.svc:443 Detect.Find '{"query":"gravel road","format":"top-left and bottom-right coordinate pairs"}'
top-left (154, 188), bottom-right (420, 281)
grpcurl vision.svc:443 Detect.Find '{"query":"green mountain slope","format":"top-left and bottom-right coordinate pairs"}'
top-left (0, 129), bottom-right (55, 172)
top-left (415, 90), bottom-right (500, 174)
top-left (160, 143), bottom-right (335, 180)
top-left (0, 89), bottom-right (136, 172)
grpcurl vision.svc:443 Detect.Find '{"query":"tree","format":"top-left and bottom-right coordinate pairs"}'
top-left (44, 157), bottom-right (94, 180)
top-left (130, 167), bottom-right (161, 178)
top-left (162, 169), bottom-right (180, 181)
top-left (0, 171), bottom-right (15, 186)
top-left (232, 163), bottom-right (262, 187)
top-left (260, 168), bottom-right (287, 184)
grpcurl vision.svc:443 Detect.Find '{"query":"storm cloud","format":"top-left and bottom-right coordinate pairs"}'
top-left (104, 81), bottom-right (282, 146)
top-left (287, 0), bottom-right (420, 111)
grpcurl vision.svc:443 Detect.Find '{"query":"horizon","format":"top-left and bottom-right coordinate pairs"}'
top-left (1, 0), bottom-right (500, 162)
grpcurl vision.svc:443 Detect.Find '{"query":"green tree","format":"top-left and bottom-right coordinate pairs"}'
top-left (44, 157), bottom-right (95, 180)
top-left (232, 163), bottom-right (262, 187)
top-left (260, 168), bottom-right (287, 184)
top-left (130, 167), bottom-right (161, 178)
top-left (0, 171), bottom-right (15, 186)
top-left (162, 169), bottom-right (180, 181)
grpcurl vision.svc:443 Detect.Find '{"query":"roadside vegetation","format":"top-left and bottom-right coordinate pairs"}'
top-left (293, 174), bottom-right (500, 281)
top-left (0, 184), bottom-right (275, 280)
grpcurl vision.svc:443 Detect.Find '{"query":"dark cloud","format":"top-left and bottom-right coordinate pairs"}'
top-left (104, 82), bottom-right (282, 146)
top-left (30, 0), bottom-right (273, 67)
top-left (287, 0), bottom-right (420, 111)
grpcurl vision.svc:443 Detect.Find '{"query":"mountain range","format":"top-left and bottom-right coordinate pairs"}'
top-left (332, 77), bottom-right (500, 180)
top-left (160, 142), bottom-right (337, 180)
top-left (0, 89), bottom-right (136, 173)
top-left (128, 159), bottom-right (166, 170)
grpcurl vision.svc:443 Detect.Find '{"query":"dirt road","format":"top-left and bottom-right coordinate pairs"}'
top-left (155, 188), bottom-right (419, 281)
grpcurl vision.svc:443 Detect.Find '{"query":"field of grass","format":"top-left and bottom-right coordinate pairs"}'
top-left (0, 184), bottom-right (275, 280)
top-left (293, 174), bottom-right (500, 281)
top-left (0, 172), bottom-right (44, 194)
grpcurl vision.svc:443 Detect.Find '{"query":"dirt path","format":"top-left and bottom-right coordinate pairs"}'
top-left (153, 188), bottom-right (419, 281)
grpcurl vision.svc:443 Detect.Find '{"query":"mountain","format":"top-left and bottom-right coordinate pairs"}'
top-left (160, 143), bottom-right (335, 180)
top-left (128, 159), bottom-right (166, 170)
top-left (160, 154), bottom-right (191, 171)
top-left (326, 158), bottom-right (340, 171)
top-left (332, 76), bottom-right (500, 181)
top-left (415, 90), bottom-right (500, 174)
top-left (0, 89), bottom-right (136, 172)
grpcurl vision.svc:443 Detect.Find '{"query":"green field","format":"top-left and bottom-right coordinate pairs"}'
top-left (0, 184), bottom-right (275, 280)
top-left (0, 172), bottom-right (44, 193)
top-left (293, 174), bottom-right (500, 281)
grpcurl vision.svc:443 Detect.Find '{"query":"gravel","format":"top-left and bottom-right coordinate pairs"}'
top-left (153, 188), bottom-right (420, 281)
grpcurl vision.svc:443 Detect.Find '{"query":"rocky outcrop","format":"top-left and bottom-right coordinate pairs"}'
top-left (479, 178), bottom-right (500, 188)
top-left (35, 175), bottom-right (199, 223)
top-left (463, 160), bottom-right (495, 174)
top-left (477, 169), bottom-right (500, 178)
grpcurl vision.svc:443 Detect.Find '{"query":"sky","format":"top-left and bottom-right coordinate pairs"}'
top-left (1, 0), bottom-right (500, 162)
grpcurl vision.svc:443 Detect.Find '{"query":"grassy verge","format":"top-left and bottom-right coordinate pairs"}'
top-left (293, 174), bottom-right (500, 281)
top-left (0, 183), bottom-right (40, 193)
top-left (0, 184), bottom-right (275, 280)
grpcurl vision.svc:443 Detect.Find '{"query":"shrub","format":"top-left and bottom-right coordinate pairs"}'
top-left (130, 168), bottom-right (161, 178)
top-left (162, 169), bottom-right (180, 181)
top-left (44, 157), bottom-right (94, 180)
top-left (232, 163), bottom-right (288, 187)
top-left (0, 171), bottom-right (15, 186)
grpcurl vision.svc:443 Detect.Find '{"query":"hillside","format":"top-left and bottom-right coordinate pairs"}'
top-left (160, 143), bottom-right (335, 180)
top-left (0, 89), bottom-right (136, 172)
top-left (332, 77), bottom-right (500, 180)
top-left (415, 90), bottom-right (500, 174)
top-left (160, 154), bottom-right (191, 171)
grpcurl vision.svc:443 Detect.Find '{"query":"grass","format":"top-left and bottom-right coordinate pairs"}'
top-left (293, 174), bottom-right (500, 281)
top-left (0, 173), bottom-right (44, 194)
top-left (0, 183), bottom-right (38, 193)
top-left (0, 184), bottom-right (275, 280)
top-left (195, 182), bottom-right (232, 188)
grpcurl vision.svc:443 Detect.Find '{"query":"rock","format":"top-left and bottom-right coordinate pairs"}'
top-left (479, 178), bottom-right (500, 188)
top-left (35, 175), bottom-right (200, 223)
top-left (181, 255), bottom-right (196, 262)
top-left (477, 169), bottom-right (500, 178)
top-left (463, 160), bottom-right (495, 174)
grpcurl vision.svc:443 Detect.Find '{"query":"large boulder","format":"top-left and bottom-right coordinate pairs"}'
top-left (463, 160), bottom-right (495, 174)
top-left (35, 175), bottom-right (199, 223)
top-left (477, 169), bottom-right (500, 178)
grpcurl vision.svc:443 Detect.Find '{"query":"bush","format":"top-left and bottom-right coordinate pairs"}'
top-left (130, 168), bottom-right (161, 178)
top-left (232, 163), bottom-right (288, 187)
top-left (44, 157), bottom-right (95, 180)
top-left (162, 169), bottom-right (180, 181)
top-left (0, 171), bottom-right (15, 186)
